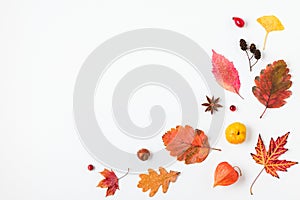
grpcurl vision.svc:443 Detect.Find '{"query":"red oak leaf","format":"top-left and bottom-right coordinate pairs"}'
top-left (250, 132), bottom-right (298, 195)
top-left (97, 169), bottom-right (129, 197)
top-left (252, 60), bottom-right (292, 118)
top-left (162, 125), bottom-right (221, 164)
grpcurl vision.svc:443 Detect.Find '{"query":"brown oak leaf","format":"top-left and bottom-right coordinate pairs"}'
top-left (137, 167), bottom-right (180, 197)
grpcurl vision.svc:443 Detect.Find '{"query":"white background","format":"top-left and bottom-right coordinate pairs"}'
top-left (1, 0), bottom-right (300, 199)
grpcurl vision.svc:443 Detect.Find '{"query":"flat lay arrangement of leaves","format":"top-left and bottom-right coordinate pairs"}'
top-left (88, 14), bottom-right (297, 197)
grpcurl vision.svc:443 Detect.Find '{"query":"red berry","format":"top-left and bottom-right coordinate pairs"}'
top-left (230, 105), bottom-right (237, 112)
top-left (87, 164), bottom-right (94, 171)
top-left (232, 17), bottom-right (245, 28)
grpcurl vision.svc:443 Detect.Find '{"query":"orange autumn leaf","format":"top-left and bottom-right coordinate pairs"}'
top-left (162, 126), bottom-right (180, 146)
top-left (137, 167), bottom-right (180, 197)
top-left (250, 132), bottom-right (298, 195)
top-left (162, 125), bottom-right (221, 164)
top-left (97, 168), bottom-right (129, 197)
top-left (213, 162), bottom-right (241, 187)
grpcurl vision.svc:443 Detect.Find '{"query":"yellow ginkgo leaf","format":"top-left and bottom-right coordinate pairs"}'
top-left (257, 15), bottom-right (284, 50)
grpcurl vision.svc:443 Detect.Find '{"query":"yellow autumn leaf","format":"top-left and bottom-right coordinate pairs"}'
top-left (257, 15), bottom-right (284, 50)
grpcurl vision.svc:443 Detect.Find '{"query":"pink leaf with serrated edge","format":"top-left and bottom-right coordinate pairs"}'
top-left (212, 50), bottom-right (243, 99)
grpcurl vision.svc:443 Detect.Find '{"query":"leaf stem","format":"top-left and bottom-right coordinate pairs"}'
top-left (250, 168), bottom-right (264, 195)
top-left (118, 168), bottom-right (129, 180)
top-left (260, 106), bottom-right (268, 119)
top-left (234, 88), bottom-right (244, 99)
top-left (210, 147), bottom-right (222, 151)
top-left (263, 32), bottom-right (269, 50)
top-left (192, 145), bottom-right (222, 151)
top-left (181, 142), bottom-right (221, 151)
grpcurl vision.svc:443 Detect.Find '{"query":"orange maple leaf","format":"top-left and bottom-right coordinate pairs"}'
top-left (137, 167), bottom-right (180, 197)
top-left (97, 168), bottom-right (129, 197)
top-left (162, 125), bottom-right (221, 164)
top-left (250, 132), bottom-right (298, 195)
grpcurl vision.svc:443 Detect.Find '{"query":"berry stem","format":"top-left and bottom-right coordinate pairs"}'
top-left (118, 168), bottom-right (130, 180)
top-left (233, 166), bottom-right (242, 176)
top-left (250, 168), bottom-right (265, 195)
top-left (250, 59), bottom-right (259, 71)
top-left (245, 51), bottom-right (252, 71)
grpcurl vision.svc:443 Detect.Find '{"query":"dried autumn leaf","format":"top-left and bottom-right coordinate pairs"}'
top-left (250, 132), bottom-right (298, 195)
top-left (97, 168), bottom-right (129, 197)
top-left (162, 125), bottom-right (221, 164)
top-left (212, 50), bottom-right (243, 99)
top-left (137, 167), bottom-right (180, 197)
top-left (252, 60), bottom-right (292, 118)
top-left (214, 162), bottom-right (241, 187)
top-left (257, 15), bottom-right (284, 50)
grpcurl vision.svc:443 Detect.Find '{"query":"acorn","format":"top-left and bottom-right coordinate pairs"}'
top-left (137, 149), bottom-right (151, 161)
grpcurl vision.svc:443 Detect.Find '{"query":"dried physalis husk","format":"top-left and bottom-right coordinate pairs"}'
top-left (213, 162), bottom-right (241, 187)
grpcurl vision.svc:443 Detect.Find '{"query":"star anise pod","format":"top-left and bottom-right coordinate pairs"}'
top-left (201, 96), bottom-right (222, 115)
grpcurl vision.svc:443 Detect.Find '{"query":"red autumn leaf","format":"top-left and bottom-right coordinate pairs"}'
top-left (97, 168), bottom-right (129, 197)
top-left (212, 50), bottom-right (243, 99)
top-left (250, 132), bottom-right (298, 195)
top-left (162, 125), bottom-right (221, 164)
top-left (213, 162), bottom-right (242, 187)
top-left (252, 60), bottom-right (292, 118)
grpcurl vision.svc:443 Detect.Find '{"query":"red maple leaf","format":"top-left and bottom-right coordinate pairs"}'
top-left (97, 169), bottom-right (129, 197)
top-left (250, 132), bottom-right (298, 195)
top-left (162, 125), bottom-right (221, 164)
